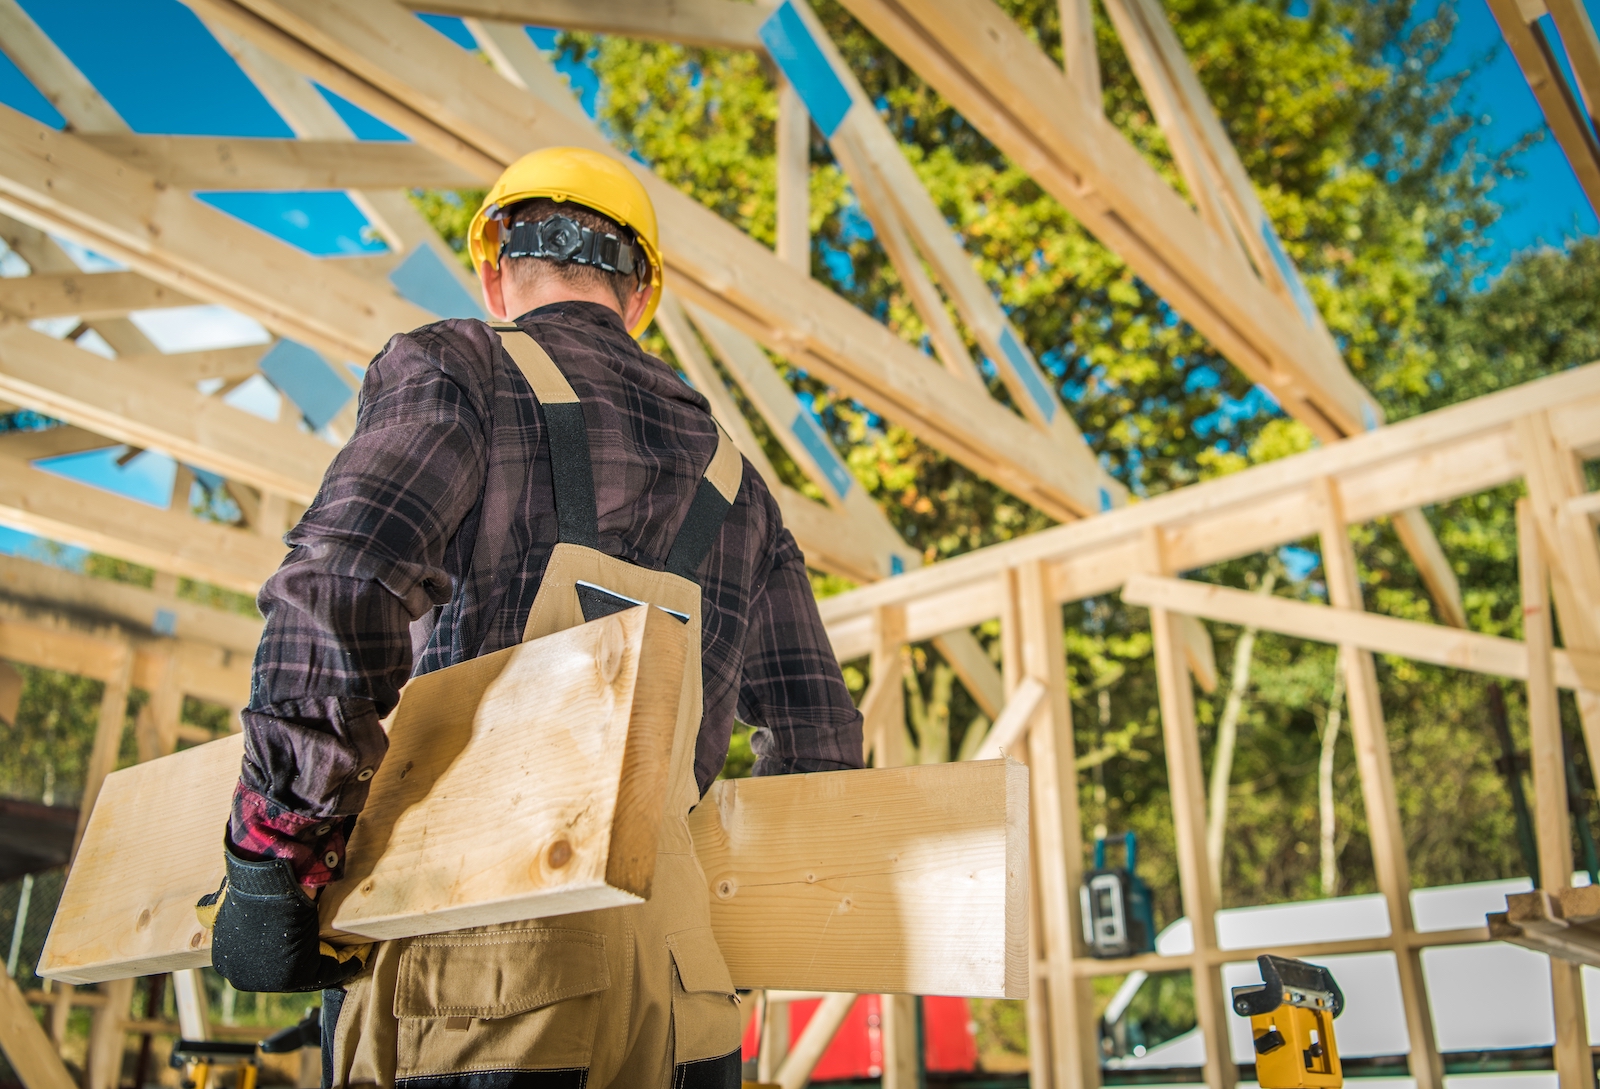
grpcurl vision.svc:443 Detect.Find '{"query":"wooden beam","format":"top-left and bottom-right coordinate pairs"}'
top-left (402, 0), bottom-right (774, 49)
top-left (1485, 0), bottom-right (1600, 211)
top-left (0, 0), bottom-right (125, 132)
top-left (775, 75), bottom-right (810, 274)
top-left (0, 322), bottom-right (333, 503)
top-left (120, 344), bottom-right (269, 386)
top-left (1058, 0), bottom-right (1101, 109)
top-left (186, 0), bottom-right (1114, 521)
top-left (833, 0), bottom-right (1381, 442)
top-left (1141, 530), bottom-right (1234, 1089)
top-left (693, 758), bottom-right (1028, 996)
top-left (1547, 0), bottom-right (1600, 131)
top-left (0, 108), bottom-right (432, 364)
top-left (1313, 479), bottom-right (1442, 1089)
top-left (80, 133), bottom-right (479, 191)
top-left (816, 365), bottom-right (1600, 655)
top-left (0, 449), bottom-right (285, 594)
top-left (0, 971), bottom-right (78, 1089)
top-left (1120, 574), bottom-right (1600, 691)
top-left (1517, 497), bottom-right (1593, 1089)
top-left (0, 270), bottom-right (197, 321)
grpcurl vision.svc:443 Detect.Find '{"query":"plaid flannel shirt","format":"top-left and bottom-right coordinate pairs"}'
top-left (230, 301), bottom-right (864, 885)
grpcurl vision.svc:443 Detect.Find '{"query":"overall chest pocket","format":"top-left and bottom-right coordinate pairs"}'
top-left (394, 928), bottom-right (610, 1077)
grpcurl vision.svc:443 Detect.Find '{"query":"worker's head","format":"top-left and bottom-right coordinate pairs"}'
top-left (469, 147), bottom-right (663, 336)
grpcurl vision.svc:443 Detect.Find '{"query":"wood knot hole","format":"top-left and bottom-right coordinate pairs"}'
top-left (189, 930), bottom-right (204, 948)
top-left (361, 880), bottom-right (376, 895)
top-left (716, 879), bottom-right (736, 900)
top-left (398, 761), bottom-right (413, 780)
top-left (547, 840), bottom-right (573, 869)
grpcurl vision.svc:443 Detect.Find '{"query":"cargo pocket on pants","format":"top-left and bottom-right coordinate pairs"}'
top-left (665, 927), bottom-right (741, 1063)
top-left (393, 928), bottom-right (609, 1079)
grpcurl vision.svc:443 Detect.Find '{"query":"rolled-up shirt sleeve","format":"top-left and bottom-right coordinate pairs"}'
top-left (229, 330), bottom-right (487, 885)
top-left (738, 527), bottom-right (865, 777)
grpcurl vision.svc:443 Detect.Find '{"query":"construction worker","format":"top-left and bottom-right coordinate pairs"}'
top-left (201, 147), bottom-right (866, 1088)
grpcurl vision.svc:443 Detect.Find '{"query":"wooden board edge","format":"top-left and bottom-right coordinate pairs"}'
top-left (603, 606), bottom-right (689, 899)
top-left (1003, 756), bottom-right (1031, 1000)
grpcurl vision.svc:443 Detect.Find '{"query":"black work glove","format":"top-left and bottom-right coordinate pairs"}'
top-left (196, 844), bottom-right (368, 993)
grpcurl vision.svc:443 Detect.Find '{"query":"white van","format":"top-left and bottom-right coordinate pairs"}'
top-left (1102, 877), bottom-right (1600, 1081)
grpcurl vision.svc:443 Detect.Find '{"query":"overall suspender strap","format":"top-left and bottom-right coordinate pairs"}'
top-left (664, 427), bottom-right (741, 579)
top-left (493, 322), bottom-right (599, 550)
top-left (492, 323), bottom-right (744, 577)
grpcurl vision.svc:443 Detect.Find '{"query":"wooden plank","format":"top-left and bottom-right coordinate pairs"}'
top-left (1517, 496), bottom-right (1593, 1089)
top-left (324, 605), bottom-right (687, 936)
top-left (863, 604), bottom-right (908, 768)
top-left (1141, 530), bottom-right (1234, 1089)
top-left (0, 971), bottom-right (78, 1089)
top-left (401, 0), bottom-right (774, 49)
top-left (0, 449), bottom-right (285, 595)
top-left (692, 759), bottom-right (1028, 996)
top-left (1120, 574), bottom-right (1600, 691)
top-left (0, 322), bottom-right (333, 503)
top-left (1313, 479), bottom-right (1442, 1089)
top-left (974, 676), bottom-right (1045, 760)
top-left (41, 745), bottom-right (1028, 997)
top-left (41, 606), bottom-right (687, 981)
top-left (1391, 506), bottom-right (1468, 629)
top-left (1485, 0), bottom-right (1600, 211)
top-left (0, 270), bottom-right (197, 321)
top-left (190, 0), bottom-right (1114, 521)
top-left (80, 133), bottom-right (479, 191)
top-left (0, 109), bottom-right (433, 365)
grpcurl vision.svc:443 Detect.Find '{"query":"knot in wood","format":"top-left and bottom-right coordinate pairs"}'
top-left (715, 877), bottom-right (737, 900)
top-left (546, 839), bottom-right (573, 869)
top-left (595, 622), bottom-right (625, 685)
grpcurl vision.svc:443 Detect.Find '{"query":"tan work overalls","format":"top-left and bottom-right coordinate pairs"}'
top-left (324, 322), bottom-right (744, 1089)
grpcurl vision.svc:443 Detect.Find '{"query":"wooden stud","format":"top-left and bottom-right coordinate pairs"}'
top-left (1312, 478), bottom-right (1442, 1089)
top-left (1009, 560), bottom-right (1097, 1089)
top-left (864, 605), bottom-right (909, 769)
top-left (170, 969), bottom-right (210, 1040)
top-left (0, 971), bottom-right (78, 1089)
top-left (1140, 528), bottom-right (1236, 1089)
top-left (70, 642), bottom-right (132, 859)
top-left (1518, 497), bottom-right (1593, 1089)
top-left (1058, 0), bottom-right (1102, 109)
top-left (85, 978), bottom-right (132, 1089)
top-left (773, 992), bottom-right (856, 1089)
top-left (775, 75), bottom-right (811, 274)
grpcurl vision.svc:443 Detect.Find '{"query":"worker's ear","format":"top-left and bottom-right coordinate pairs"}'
top-left (622, 283), bottom-right (652, 331)
top-left (478, 259), bottom-right (510, 321)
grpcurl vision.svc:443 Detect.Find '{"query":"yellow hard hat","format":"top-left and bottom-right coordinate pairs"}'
top-left (468, 146), bottom-right (663, 336)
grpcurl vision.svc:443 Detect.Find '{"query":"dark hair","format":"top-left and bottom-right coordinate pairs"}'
top-left (500, 197), bottom-right (650, 311)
